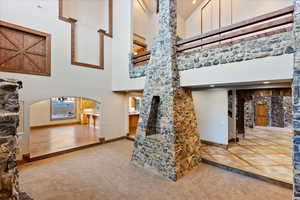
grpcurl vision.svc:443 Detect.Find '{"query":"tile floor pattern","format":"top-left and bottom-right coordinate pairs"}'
top-left (201, 127), bottom-right (293, 184)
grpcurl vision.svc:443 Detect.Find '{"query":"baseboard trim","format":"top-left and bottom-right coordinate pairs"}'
top-left (104, 136), bottom-right (127, 144)
top-left (30, 122), bottom-right (81, 129)
top-left (126, 136), bottom-right (135, 141)
top-left (19, 136), bottom-right (129, 163)
top-left (17, 153), bottom-right (31, 165)
top-left (202, 158), bottom-right (292, 189)
top-left (228, 138), bottom-right (240, 143)
top-left (201, 140), bottom-right (228, 149)
top-left (29, 142), bottom-right (102, 162)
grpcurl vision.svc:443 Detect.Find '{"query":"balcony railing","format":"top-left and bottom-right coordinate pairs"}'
top-left (132, 6), bottom-right (294, 66)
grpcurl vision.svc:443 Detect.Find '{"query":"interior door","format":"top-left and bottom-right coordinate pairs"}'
top-left (255, 104), bottom-right (268, 126)
top-left (129, 114), bottom-right (139, 136)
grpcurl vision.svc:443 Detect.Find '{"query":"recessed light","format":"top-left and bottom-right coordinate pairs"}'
top-left (193, 0), bottom-right (197, 4)
top-left (263, 81), bottom-right (270, 84)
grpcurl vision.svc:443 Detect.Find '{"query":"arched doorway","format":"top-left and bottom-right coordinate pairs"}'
top-left (29, 97), bottom-right (102, 159)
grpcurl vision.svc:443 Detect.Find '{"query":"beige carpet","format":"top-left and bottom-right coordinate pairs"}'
top-left (19, 140), bottom-right (292, 200)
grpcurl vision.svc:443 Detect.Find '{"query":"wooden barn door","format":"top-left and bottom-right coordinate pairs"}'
top-left (255, 104), bottom-right (268, 126)
top-left (0, 21), bottom-right (51, 76)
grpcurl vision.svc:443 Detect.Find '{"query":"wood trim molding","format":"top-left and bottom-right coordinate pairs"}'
top-left (201, 140), bottom-right (229, 149)
top-left (0, 20), bottom-right (51, 76)
top-left (103, 136), bottom-right (127, 144)
top-left (179, 27), bottom-right (292, 56)
top-left (22, 153), bottom-right (31, 163)
top-left (133, 26), bottom-right (292, 65)
top-left (178, 5), bottom-right (294, 46)
top-left (30, 122), bottom-right (80, 129)
top-left (58, 0), bottom-right (113, 70)
top-left (133, 33), bottom-right (146, 41)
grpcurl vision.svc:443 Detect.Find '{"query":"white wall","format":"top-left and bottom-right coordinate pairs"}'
top-left (177, 14), bottom-right (186, 39)
top-left (133, 0), bottom-right (186, 47)
top-left (133, 0), bottom-right (153, 46)
top-left (186, 0), bottom-right (293, 37)
top-left (232, 0), bottom-right (293, 23)
top-left (193, 89), bottom-right (229, 145)
top-left (63, 0), bottom-right (108, 65)
top-left (112, 0), bottom-right (146, 91)
top-left (0, 0), bottom-right (127, 155)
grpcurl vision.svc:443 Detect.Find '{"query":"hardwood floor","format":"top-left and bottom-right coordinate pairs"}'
top-left (30, 124), bottom-right (100, 157)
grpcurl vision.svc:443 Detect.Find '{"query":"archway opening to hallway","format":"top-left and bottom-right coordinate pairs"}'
top-left (199, 86), bottom-right (293, 186)
top-left (29, 97), bottom-right (102, 159)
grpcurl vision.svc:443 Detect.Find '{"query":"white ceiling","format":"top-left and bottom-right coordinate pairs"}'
top-left (142, 0), bottom-right (204, 19)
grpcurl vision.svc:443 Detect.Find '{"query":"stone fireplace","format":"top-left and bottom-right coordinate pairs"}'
top-left (131, 0), bottom-right (201, 181)
top-left (0, 79), bottom-right (32, 200)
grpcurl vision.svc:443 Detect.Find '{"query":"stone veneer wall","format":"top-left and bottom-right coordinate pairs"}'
top-left (293, 0), bottom-right (300, 199)
top-left (284, 96), bottom-right (293, 127)
top-left (131, 0), bottom-right (201, 181)
top-left (129, 28), bottom-right (294, 78)
top-left (0, 79), bottom-right (32, 200)
top-left (244, 96), bottom-right (292, 128)
top-left (271, 96), bottom-right (285, 127)
top-left (244, 100), bottom-right (254, 128)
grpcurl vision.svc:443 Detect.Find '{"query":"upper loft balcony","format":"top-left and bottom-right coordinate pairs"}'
top-left (126, 0), bottom-right (294, 90)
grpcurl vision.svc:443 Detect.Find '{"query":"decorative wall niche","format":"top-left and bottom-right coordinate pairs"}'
top-left (0, 20), bottom-right (51, 76)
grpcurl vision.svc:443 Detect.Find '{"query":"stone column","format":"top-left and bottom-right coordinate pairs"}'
top-left (0, 79), bottom-right (32, 200)
top-left (294, 0), bottom-right (300, 199)
top-left (131, 0), bottom-right (201, 181)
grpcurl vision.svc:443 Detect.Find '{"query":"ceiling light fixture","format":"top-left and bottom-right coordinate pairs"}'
top-left (192, 0), bottom-right (197, 4)
top-left (263, 81), bottom-right (271, 84)
top-left (210, 85), bottom-right (215, 88)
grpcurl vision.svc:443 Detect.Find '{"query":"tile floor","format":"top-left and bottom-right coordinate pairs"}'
top-left (201, 126), bottom-right (293, 184)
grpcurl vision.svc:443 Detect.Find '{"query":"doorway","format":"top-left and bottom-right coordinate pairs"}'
top-left (128, 96), bottom-right (141, 139)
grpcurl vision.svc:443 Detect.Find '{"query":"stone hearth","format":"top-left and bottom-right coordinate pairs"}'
top-left (131, 0), bottom-right (201, 181)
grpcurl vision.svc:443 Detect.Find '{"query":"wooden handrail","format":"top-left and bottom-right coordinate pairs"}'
top-left (133, 56), bottom-right (151, 64)
top-left (177, 6), bottom-right (294, 46)
top-left (133, 51), bottom-right (151, 59)
top-left (178, 16), bottom-right (293, 52)
top-left (133, 40), bottom-right (147, 48)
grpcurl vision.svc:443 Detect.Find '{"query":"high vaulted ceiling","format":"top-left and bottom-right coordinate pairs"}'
top-left (142, 0), bottom-right (204, 19)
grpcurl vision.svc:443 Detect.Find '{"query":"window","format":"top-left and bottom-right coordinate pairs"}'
top-left (51, 97), bottom-right (76, 120)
